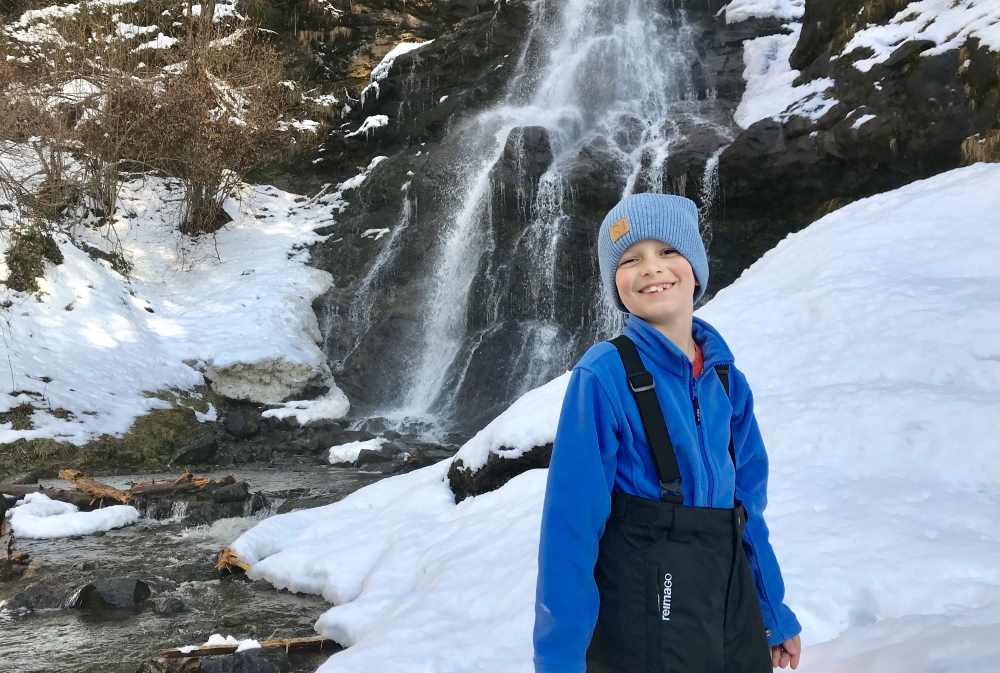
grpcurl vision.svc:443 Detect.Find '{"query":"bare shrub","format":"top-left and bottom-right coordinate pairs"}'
top-left (0, 0), bottom-right (320, 242)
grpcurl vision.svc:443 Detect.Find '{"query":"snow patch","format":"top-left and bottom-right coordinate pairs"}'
top-left (262, 387), bottom-right (351, 425)
top-left (328, 437), bottom-right (387, 465)
top-left (5, 492), bottom-right (140, 539)
top-left (722, 0), bottom-right (804, 24)
top-left (735, 24), bottom-right (836, 128)
top-left (842, 0), bottom-right (1000, 73)
top-left (345, 115), bottom-right (389, 139)
top-left (134, 33), bottom-right (178, 51)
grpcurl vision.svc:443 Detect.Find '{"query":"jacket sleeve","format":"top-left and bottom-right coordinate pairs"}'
top-left (730, 367), bottom-right (802, 647)
top-left (533, 366), bottom-right (621, 673)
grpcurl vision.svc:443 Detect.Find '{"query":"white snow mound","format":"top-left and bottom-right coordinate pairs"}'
top-left (5, 492), bottom-right (140, 539)
top-left (233, 163), bottom-right (1000, 673)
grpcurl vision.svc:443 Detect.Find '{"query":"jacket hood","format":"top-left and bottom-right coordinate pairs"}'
top-left (623, 314), bottom-right (734, 375)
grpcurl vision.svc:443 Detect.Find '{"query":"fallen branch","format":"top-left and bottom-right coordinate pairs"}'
top-left (58, 469), bottom-right (130, 503)
top-left (130, 471), bottom-right (236, 497)
top-left (160, 635), bottom-right (336, 659)
top-left (0, 483), bottom-right (105, 510)
top-left (215, 547), bottom-right (251, 574)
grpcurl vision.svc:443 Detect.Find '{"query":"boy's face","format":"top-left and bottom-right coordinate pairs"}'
top-left (614, 239), bottom-right (696, 324)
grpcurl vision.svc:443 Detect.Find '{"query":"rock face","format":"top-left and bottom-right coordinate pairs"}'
top-left (713, 0), bottom-right (1000, 290)
top-left (305, 0), bottom-right (760, 431)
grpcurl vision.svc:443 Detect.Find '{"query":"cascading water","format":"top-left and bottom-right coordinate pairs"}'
top-left (339, 0), bottom-right (736, 431)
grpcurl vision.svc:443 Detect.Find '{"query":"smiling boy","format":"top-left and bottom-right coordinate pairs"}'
top-left (533, 194), bottom-right (802, 673)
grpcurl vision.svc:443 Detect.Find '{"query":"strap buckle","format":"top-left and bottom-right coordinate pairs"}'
top-left (627, 371), bottom-right (655, 393)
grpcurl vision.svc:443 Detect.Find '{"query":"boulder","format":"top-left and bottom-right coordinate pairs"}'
top-left (66, 577), bottom-right (151, 610)
top-left (4, 583), bottom-right (63, 611)
top-left (448, 443), bottom-right (553, 502)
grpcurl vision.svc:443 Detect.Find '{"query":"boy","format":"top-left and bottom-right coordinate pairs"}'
top-left (533, 194), bottom-right (802, 673)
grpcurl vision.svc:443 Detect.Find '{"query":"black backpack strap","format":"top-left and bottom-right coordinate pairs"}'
top-left (714, 364), bottom-right (737, 468)
top-left (610, 336), bottom-right (683, 504)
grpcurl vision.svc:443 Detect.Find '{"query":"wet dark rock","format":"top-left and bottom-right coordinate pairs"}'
top-left (168, 428), bottom-right (219, 466)
top-left (354, 446), bottom-right (398, 467)
top-left (564, 136), bottom-right (630, 212)
top-left (199, 652), bottom-right (279, 673)
top-left (152, 595), bottom-right (187, 616)
top-left (66, 577), bottom-right (151, 610)
top-left (662, 118), bottom-right (733, 197)
top-left (222, 403), bottom-right (261, 439)
top-left (489, 125), bottom-right (554, 234)
top-left (276, 493), bottom-right (344, 514)
top-left (448, 443), bottom-right (553, 502)
top-left (5, 582), bottom-right (63, 611)
top-left (883, 39), bottom-right (936, 69)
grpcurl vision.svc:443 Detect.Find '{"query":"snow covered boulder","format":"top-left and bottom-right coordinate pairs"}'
top-left (5, 492), bottom-right (140, 539)
top-left (446, 372), bottom-right (569, 501)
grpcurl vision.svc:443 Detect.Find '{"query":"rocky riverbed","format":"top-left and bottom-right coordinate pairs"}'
top-left (0, 464), bottom-right (390, 673)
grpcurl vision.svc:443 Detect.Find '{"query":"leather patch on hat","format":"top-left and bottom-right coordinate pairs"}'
top-left (609, 216), bottom-right (629, 242)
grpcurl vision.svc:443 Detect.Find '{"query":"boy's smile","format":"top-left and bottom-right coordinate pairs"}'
top-left (615, 239), bottom-right (696, 325)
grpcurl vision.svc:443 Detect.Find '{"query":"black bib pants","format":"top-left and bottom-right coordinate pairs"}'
top-left (586, 337), bottom-right (773, 673)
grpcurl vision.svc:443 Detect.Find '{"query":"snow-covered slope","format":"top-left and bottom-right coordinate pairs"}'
top-left (231, 163), bottom-right (1000, 673)
top-left (0, 158), bottom-right (386, 444)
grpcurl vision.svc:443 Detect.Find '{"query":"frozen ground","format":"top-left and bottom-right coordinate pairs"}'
top-left (231, 163), bottom-right (1000, 673)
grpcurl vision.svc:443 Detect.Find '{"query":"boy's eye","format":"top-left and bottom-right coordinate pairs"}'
top-left (619, 257), bottom-right (637, 266)
top-left (661, 248), bottom-right (677, 256)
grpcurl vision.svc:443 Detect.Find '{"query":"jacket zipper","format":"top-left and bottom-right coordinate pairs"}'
top-left (690, 376), bottom-right (714, 504)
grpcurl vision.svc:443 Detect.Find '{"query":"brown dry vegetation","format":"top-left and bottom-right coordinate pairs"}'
top-left (0, 0), bottom-right (321, 270)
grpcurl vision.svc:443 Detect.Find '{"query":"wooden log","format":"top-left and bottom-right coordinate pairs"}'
top-left (130, 472), bottom-right (235, 497)
top-left (215, 547), bottom-right (251, 574)
top-left (0, 483), bottom-right (105, 510)
top-left (160, 635), bottom-right (336, 659)
top-left (58, 469), bottom-right (130, 503)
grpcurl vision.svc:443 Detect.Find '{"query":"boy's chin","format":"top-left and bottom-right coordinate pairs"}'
top-left (627, 303), bottom-right (693, 325)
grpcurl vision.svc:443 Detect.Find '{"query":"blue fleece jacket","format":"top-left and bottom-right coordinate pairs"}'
top-left (533, 315), bottom-right (800, 673)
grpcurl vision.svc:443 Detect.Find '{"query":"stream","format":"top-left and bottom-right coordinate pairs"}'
top-left (0, 464), bottom-right (387, 673)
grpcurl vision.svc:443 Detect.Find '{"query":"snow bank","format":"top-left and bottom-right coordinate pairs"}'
top-left (448, 372), bottom-right (570, 472)
top-left (262, 389), bottom-right (351, 426)
top-left (842, 0), bottom-right (1000, 72)
top-left (722, 0), bottom-right (804, 24)
top-left (5, 492), bottom-right (139, 539)
top-left (233, 163), bottom-right (1000, 673)
top-left (735, 24), bottom-right (835, 128)
top-left (0, 160), bottom-right (372, 443)
top-left (328, 438), bottom-right (386, 465)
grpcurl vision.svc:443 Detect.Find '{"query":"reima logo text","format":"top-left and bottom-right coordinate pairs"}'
top-left (661, 572), bottom-right (673, 621)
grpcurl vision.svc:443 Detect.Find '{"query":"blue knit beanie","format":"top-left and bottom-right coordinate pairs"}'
top-left (597, 193), bottom-right (708, 311)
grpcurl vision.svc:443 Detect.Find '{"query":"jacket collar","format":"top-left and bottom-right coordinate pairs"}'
top-left (623, 314), bottom-right (734, 376)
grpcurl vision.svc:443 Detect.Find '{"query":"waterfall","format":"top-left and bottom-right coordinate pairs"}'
top-left (349, 0), bottom-right (734, 428)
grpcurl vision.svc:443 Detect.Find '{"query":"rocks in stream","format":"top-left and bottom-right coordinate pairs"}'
top-left (199, 652), bottom-right (279, 673)
top-left (137, 651), bottom-right (282, 673)
top-left (152, 595), bottom-right (188, 616)
top-left (66, 577), bottom-right (152, 610)
top-left (4, 582), bottom-right (63, 611)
